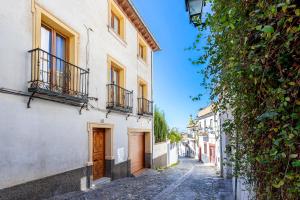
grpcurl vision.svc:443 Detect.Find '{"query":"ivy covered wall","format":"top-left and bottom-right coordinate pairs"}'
top-left (194, 0), bottom-right (300, 199)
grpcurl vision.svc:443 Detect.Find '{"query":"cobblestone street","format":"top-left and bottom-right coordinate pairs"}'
top-left (48, 158), bottom-right (233, 200)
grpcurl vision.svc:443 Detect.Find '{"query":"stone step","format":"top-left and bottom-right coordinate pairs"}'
top-left (91, 177), bottom-right (111, 189)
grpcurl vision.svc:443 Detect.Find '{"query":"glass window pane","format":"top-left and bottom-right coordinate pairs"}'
top-left (40, 26), bottom-right (51, 83)
top-left (113, 16), bottom-right (120, 34)
top-left (56, 34), bottom-right (66, 73)
top-left (41, 26), bottom-right (51, 52)
top-left (55, 34), bottom-right (66, 88)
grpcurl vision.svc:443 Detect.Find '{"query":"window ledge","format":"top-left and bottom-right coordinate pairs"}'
top-left (107, 25), bottom-right (127, 47)
top-left (137, 56), bottom-right (148, 66)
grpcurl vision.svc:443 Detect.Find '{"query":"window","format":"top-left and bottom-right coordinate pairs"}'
top-left (110, 64), bottom-right (121, 104)
top-left (204, 143), bottom-right (207, 154)
top-left (33, 5), bottom-right (78, 64)
top-left (138, 37), bottom-right (147, 62)
top-left (138, 43), bottom-right (146, 61)
top-left (138, 80), bottom-right (148, 99)
top-left (108, 58), bottom-right (125, 106)
top-left (110, 64), bottom-right (120, 85)
top-left (109, 0), bottom-right (125, 40)
top-left (40, 24), bottom-right (68, 90)
top-left (32, 4), bottom-right (80, 94)
top-left (139, 83), bottom-right (145, 98)
top-left (111, 11), bottom-right (120, 35)
top-left (210, 119), bottom-right (213, 128)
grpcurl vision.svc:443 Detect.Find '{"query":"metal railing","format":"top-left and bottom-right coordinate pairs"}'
top-left (137, 98), bottom-right (153, 115)
top-left (106, 83), bottom-right (133, 113)
top-left (28, 48), bottom-right (89, 103)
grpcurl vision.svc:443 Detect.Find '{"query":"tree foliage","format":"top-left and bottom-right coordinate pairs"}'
top-left (194, 0), bottom-right (300, 199)
top-left (168, 128), bottom-right (182, 144)
top-left (154, 106), bottom-right (168, 143)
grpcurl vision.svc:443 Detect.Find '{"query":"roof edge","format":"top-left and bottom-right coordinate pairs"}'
top-left (115, 0), bottom-right (160, 52)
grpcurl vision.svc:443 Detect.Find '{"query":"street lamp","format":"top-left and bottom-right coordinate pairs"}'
top-left (185, 0), bottom-right (205, 27)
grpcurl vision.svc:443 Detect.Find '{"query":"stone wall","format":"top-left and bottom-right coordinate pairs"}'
top-left (153, 142), bottom-right (168, 168)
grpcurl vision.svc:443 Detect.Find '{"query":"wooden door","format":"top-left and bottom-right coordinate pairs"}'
top-left (93, 129), bottom-right (105, 180)
top-left (209, 145), bottom-right (215, 163)
top-left (129, 134), bottom-right (145, 174)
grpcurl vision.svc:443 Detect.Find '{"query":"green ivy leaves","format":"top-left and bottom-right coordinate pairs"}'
top-left (262, 25), bottom-right (275, 33)
top-left (272, 180), bottom-right (285, 188)
top-left (192, 0), bottom-right (300, 199)
top-left (291, 160), bottom-right (300, 167)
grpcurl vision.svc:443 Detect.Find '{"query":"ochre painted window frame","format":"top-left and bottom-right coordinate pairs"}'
top-left (40, 23), bottom-right (69, 89)
top-left (32, 3), bottom-right (80, 93)
top-left (107, 55), bottom-right (126, 88)
top-left (137, 77), bottom-right (148, 99)
top-left (137, 35), bottom-right (148, 63)
top-left (32, 3), bottom-right (79, 65)
top-left (109, 0), bottom-right (126, 41)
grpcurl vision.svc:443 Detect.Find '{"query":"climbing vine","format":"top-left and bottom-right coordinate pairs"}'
top-left (193, 0), bottom-right (300, 199)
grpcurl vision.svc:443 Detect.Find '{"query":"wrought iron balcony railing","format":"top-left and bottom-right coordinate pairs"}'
top-left (137, 98), bottom-right (153, 116)
top-left (28, 48), bottom-right (89, 104)
top-left (106, 84), bottom-right (133, 113)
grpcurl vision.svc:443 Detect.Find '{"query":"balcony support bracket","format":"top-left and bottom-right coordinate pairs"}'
top-left (79, 102), bottom-right (88, 115)
top-left (27, 92), bottom-right (36, 108)
top-left (137, 115), bottom-right (142, 122)
top-left (126, 114), bottom-right (131, 120)
top-left (106, 110), bottom-right (111, 118)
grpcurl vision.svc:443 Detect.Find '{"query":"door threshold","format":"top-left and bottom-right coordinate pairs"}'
top-left (132, 168), bottom-right (146, 177)
top-left (91, 177), bottom-right (111, 189)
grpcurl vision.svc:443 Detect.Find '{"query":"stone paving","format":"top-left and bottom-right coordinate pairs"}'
top-left (47, 158), bottom-right (233, 200)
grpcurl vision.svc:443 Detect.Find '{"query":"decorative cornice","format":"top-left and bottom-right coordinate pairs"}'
top-left (114, 0), bottom-right (160, 52)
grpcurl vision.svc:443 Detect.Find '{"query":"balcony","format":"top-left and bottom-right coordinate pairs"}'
top-left (106, 84), bottom-right (133, 113)
top-left (137, 98), bottom-right (153, 116)
top-left (28, 48), bottom-right (89, 105)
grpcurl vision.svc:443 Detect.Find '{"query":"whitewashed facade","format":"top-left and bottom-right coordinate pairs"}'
top-left (0, 0), bottom-right (159, 199)
top-left (188, 105), bottom-right (232, 178)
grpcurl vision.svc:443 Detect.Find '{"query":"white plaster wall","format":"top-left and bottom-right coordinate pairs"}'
top-left (153, 142), bottom-right (168, 159)
top-left (220, 111), bottom-right (233, 178)
top-left (0, 0), bottom-right (154, 189)
top-left (167, 143), bottom-right (178, 166)
top-left (233, 177), bottom-right (254, 200)
top-left (178, 142), bottom-right (186, 157)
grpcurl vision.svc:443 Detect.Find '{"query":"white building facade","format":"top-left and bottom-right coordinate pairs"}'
top-left (188, 105), bottom-right (232, 178)
top-left (195, 105), bottom-right (221, 168)
top-left (0, 0), bottom-right (159, 199)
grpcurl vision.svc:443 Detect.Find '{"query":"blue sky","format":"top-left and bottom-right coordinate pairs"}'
top-left (132, 0), bottom-right (210, 131)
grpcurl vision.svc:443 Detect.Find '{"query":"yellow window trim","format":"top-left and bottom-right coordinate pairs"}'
top-left (32, 3), bottom-right (79, 65)
top-left (107, 55), bottom-right (126, 88)
top-left (137, 77), bottom-right (148, 99)
top-left (137, 34), bottom-right (148, 64)
top-left (108, 0), bottom-right (126, 41)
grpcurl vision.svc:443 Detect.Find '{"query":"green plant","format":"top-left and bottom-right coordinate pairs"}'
top-left (154, 106), bottom-right (168, 143)
top-left (192, 0), bottom-right (300, 199)
top-left (168, 128), bottom-right (182, 144)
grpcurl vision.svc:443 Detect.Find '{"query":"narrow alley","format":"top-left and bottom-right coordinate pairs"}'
top-left (48, 158), bottom-right (233, 200)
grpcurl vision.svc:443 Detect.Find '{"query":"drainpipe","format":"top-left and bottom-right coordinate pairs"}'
top-left (151, 50), bottom-right (154, 168)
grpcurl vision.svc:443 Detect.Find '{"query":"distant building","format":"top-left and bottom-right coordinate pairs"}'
top-left (179, 132), bottom-right (196, 158)
top-left (187, 105), bottom-right (232, 178)
top-left (195, 105), bottom-right (220, 168)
